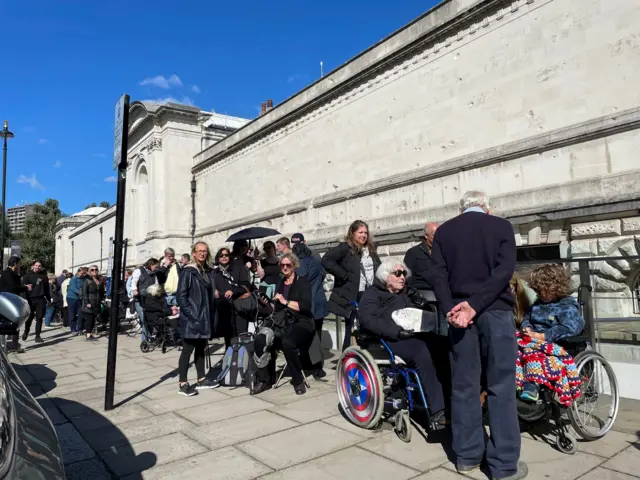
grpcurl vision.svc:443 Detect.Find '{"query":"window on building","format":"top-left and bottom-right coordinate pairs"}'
top-left (516, 244), bottom-right (562, 263)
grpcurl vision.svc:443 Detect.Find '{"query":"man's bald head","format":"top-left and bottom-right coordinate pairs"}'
top-left (424, 222), bottom-right (439, 250)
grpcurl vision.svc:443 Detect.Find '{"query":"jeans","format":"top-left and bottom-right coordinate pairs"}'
top-left (179, 338), bottom-right (207, 383)
top-left (166, 294), bottom-right (177, 306)
top-left (68, 298), bottom-right (81, 332)
top-left (135, 300), bottom-right (150, 342)
top-left (449, 309), bottom-right (520, 478)
top-left (44, 305), bottom-right (55, 327)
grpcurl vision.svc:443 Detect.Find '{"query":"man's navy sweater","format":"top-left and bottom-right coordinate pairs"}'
top-left (427, 211), bottom-right (516, 315)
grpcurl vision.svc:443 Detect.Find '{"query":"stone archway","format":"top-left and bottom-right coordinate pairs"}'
top-left (135, 161), bottom-right (149, 243)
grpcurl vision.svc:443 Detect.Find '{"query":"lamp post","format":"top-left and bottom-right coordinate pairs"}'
top-left (0, 121), bottom-right (14, 268)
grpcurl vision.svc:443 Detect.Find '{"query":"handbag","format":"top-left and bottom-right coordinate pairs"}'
top-left (233, 288), bottom-right (258, 316)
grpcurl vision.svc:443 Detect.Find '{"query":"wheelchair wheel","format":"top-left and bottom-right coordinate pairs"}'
top-left (140, 341), bottom-right (150, 353)
top-left (556, 434), bottom-right (577, 455)
top-left (161, 340), bottom-right (167, 354)
top-left (336, 346), bottom-right (385, 429)
top-left (394, 410), bottom-right (412, 443)
top-left (568, 351), bottom-right (619, 440)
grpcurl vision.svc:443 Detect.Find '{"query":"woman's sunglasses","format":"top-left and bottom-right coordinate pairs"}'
top-left (280, 262), bottom-right (293, 269)
top-left (219, 253), bottom-right (229, 258)
top-left (391, 269), bottom-right (407, 278)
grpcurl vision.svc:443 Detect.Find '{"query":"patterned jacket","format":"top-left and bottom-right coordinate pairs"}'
top-left (521, 295), bottom-right (584, 343)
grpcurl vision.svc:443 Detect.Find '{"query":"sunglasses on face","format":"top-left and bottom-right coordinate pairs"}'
top-left (391, 270), bottom-right (407, 278)
top-left (90, 269), bottom-right (97, 272)
top-left (219, 254), bottom-right (229, 258)
top-left (280, 263), bottom-right (293, 269)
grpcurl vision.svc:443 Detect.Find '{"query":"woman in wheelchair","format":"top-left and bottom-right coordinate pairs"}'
top-left (518, 264), bottom-right (584, 402)
top-left (144, 284), bottom-right (179, 332)
top-left (358, 259), bottom-right (447, 428)
top-left (251, 252), bottom-right (316, 396)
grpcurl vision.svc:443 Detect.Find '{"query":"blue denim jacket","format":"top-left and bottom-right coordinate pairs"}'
top-left (521, 295), bottom-right (584, 343)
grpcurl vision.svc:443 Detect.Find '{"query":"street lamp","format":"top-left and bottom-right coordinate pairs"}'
top-left (0, 121), bottom-right (14, 268)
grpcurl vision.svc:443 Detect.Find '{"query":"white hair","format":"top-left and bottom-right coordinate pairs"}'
top-left (164, 247), bottom-right (175, 255)
top-left (147, 283), bottom-right (164, 297)
top-left (375, 259), bottom-right (411, 285)
top-left (460, 190), bottom-right (490, 212)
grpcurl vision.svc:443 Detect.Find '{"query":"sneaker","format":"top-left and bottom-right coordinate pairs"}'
top-left (456, 463), bottom-right (481, 474)
top-left (520, 383), bottom-right (539, 403)
top-left (7, 345), bottom-right (25, 354)
top-left (21, 333), bottom-right (28, 342)
top-left (178, 383), bottom-right (198, 396)
top-left (496, 461), bottom-right (528, 480)
top-left (430, 409), bottom-right (448, 430)
top-left (34, 337), bottom-right (44, 344)
top-left (195, 378), bottom-right (220, 390)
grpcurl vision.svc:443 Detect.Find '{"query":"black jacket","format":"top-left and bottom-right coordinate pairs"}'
top-left (322, 242), bottom-right (380, 318)
top-left (428, 211), bottom-right (516, 315)
top-left (81, 278), bottom-right (104, 315)
top-left (177, 265), bottom-right (215, 340)
top-left (404, 242), bottom-right (433, 291)
top-left (294, 245), bottom-right (328, 320)
top-left (359, 282), bottom-right (414, 340)
top-left (228, 257), bottom-right (252, 289)
top-left (275, 274), bottom-right (313, 322)
top-left (0, 268), bottom-right (27, 296)
top-left (155, 262), bottom-right (181, 286)
top-left (212, 265), bottom-right (249, 300)
top-left (143, 295), bottom-right (173, 326)
top-left (22, 271), bottom-right (50, 300)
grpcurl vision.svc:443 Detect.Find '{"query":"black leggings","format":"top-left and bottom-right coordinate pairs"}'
top-left (179, 338), bottom-right (207, 383)
top-left (83, 313), bottom-right (97, 335)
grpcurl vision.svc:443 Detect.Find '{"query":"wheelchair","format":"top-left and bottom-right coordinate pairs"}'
top-left (140, 314), bottom-right (180, 354)
top-left (336, 298), bottom-right (443, 443)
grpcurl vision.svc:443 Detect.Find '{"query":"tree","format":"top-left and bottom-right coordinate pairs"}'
top-left (0, 205), bottom-right (13, 248)
top-left (99, 201), bottom-right (111, 208)
top-left (21, 199), bottom-right (63, 272)
top-left (84, 202), bottom-right (97, 209)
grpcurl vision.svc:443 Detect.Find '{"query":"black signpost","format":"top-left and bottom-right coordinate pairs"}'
top-left (105, 93), bottom-right (130, 411)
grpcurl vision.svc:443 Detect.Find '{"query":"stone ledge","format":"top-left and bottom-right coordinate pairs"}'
top-left (622, 217), bottom-right (640, 235)
top-left (571, 219), bottom-right (622, 239)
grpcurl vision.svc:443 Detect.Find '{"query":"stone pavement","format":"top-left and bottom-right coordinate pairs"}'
top-left (10, 325), bottom-right (640, 480)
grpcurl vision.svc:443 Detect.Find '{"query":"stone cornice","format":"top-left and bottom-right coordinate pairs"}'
top-left (68, 208), bottom-right (117, 239)
top-left (193, 0), bottom-right (530, 175)
top-left (194, 108), bottom-right (640, 236)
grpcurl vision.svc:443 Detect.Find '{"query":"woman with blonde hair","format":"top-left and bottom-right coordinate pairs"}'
top-left (322, 220), bottom-right (381, 350)
top-left (176, 241), bottom-right (218, 396)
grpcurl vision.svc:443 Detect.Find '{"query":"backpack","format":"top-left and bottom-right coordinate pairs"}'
top-left (217, 333), bottom-right (254, 387)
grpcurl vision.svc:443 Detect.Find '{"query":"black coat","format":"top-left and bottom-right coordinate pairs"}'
top-left (322, 242), bottom-right (380, 318)
top-left (404, 242), bottom-right (433, 291)
top-left (295, 246), bottom-right (328, 320)
top-left (22, 271), bottom-right (50, 300)
top-left (275, 274), bottom-right (313, 322)
top-left (358, 282), bottom-right (411, 341)
top-left (0, 268), bottom-right (27, 296)
top-left (144, 295), bottom-right (173, 326)
top-left (177, 265), bottom-right (216, 340)
top-left (81, 278), bottom-right (104, 315)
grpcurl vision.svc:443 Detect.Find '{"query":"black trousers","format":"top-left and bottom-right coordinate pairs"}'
top-left (62, 307), bottom-right (69, 327)
top-left (179, 338), bottom-right (207, 383)
top-left (255, 319), bottom-right (315, 387)
top-left (385, 336), bottom-right (446, 414)
top-left (24, 297), bottom-right (47, 337)
top-left (449, 310), bottom-right (520, 478)
top-left (342, 292), bottom-right (364, 351)
top-left (83, 312), bottom-right (97, 335)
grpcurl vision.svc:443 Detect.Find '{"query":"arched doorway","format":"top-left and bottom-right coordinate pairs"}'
top-left (136, 162), bottom-right (149, 242)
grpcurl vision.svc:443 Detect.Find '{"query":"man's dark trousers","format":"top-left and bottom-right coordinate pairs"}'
top-left (24, 297), bottom-right (47, 338)
top-left (449, 309), bottom-right (520, 479)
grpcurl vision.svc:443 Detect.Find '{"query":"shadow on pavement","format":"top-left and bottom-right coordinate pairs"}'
top-left (31, 364), bottom-right (158, 479)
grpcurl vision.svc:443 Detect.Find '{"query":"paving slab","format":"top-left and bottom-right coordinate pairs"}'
top-left (179, 394), bottom-right (275, 425)
top-left (271, 392), bottom-right (340, 424)
top-left (90, 360), bottom-right (164, 379)
top-left (321, 414), bottom-right (392, 439)
top-left (26, 356), bottom-right (84, 368)
top-left (579, 467), bottom-right (640, 480)
top-left (37, 398), bottom-right (68, 425)
top-left (188, 410), bottom-right (299, 450)
top-left (574, 429), bottom-right (638, 458)
top-left (64, 458), bottom-right (113, 480)
top-left (255, 381), bottom-right (334, 405)
top-left (50, 386), bottom-right (106, 403)
top-left (29, 363), bottom-right (97, 381)
top-left (83, 412), bottom-right (195, 451)
top-left (42, 377), bottom-right (107, 395)
top-left (69, 403), bottom-right (155, 433)
top-left (114, 373), bottom-right (179, 395)
top-left (259, 445), bottom-right (420, 480)
top-left (603, 444), bottom-right (640, 477)
top-left (54, 392), bottom-right (146, 417)
top-left (238, 421), bottom-right (363, 470)
top-left (125, 447), bottom-right (273, 480)
top-left (99, 431), bottom-right (208, 478)
top-left (410, 468), bottom-right (467, 479)
top-left (138, 387), bottom-right (230, 415)
top-left (55, 422), bottom-right (96, 465)
top-left (359, 430), bottom-right (450, 472)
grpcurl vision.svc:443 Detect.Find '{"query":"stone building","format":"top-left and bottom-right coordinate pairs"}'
top-left (56, 0), bottom-right (640, 320)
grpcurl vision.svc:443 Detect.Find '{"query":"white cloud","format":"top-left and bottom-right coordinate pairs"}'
top-left (17, 174), bottom-right (44, 190)
top-left (139, 74), bottom-right (183, 89)
top-left (53, 160), bottom-right (63, 168)
top-left (38, 138), bottom-right (48, 144)
top-left (145, 96), bottom-right (194, 106)
top-left (93, 153), bottom-right (107, 158)
top-left (190, 85), bottom-right (201, 94)
top-left (104, 176), bottom-right (118, 183)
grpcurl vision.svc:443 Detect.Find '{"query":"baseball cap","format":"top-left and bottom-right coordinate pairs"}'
top-left (291, 233), bottom-right (305, 244)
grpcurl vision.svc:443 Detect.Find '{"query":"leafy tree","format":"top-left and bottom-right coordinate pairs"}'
top-left (84, 202), bottom-right (97, 209)
top-left (99, 201), bottom-right (111, 208)
top-left (20, 199), bottom-right (63, 272)
top-left (0, 205), bottom-right (13, 248)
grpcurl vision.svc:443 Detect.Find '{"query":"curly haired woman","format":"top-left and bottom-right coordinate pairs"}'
top-left (519, 264), bottom-right (584, 402)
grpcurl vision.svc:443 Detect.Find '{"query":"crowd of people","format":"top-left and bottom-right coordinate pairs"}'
top-left (0, 189), bottom-right (590, 480)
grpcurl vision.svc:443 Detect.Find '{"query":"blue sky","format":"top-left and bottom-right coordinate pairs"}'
top-left (1, 0), bottom-right (436, 215)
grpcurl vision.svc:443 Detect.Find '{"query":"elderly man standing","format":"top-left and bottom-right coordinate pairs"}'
top-left (157, 248), bottom-right (180, 306)
top-left (428, 191), bottom-right (526, 480)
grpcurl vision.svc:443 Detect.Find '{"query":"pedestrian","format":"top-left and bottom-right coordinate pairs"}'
top-left (61, 272), bottom-right (72, 329)
top-left (66, 267), bottom-right (87, 336)
top-left (0, 255), bottom-right (30, 352)
top-left (176, 241), bottom-right (218, 396)
top-left (44, 274), bottom-right (59, 327)
top-left (292, 234), bottom-right (328, 378)
top-left (21, 260), bottom-right (50, 344)
top-left (81, 265), bottom-right (104, 341)
top-left (256, 241), bottom-right (280, 297)
top-left (156, 247), bottom-right (180, 306)
top-left (428, 191), bottom-right (526, 480)
top-left (180, 253), bottom-right (190, 267)
top-left (322, 220), bottom-right (380, 351)
top-left (131, 258), bottom-right (159, 344)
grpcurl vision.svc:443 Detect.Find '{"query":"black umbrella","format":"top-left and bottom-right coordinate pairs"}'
top-left (226, 227), bottom-right (281, 243)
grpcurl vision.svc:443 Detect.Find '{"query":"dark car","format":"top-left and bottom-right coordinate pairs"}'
top-left (0, 293), bottom-right (65, 479)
